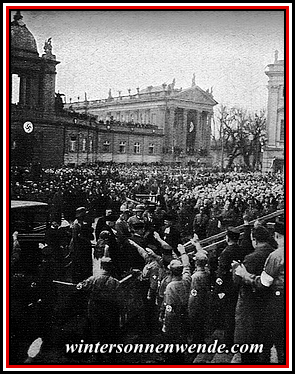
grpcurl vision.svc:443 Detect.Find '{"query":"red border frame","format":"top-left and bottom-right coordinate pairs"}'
top-left (6, 4), bottom-right (290, 370)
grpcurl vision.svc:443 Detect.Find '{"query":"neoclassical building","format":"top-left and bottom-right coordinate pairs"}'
top-left (10, 11), bottom-right (217, 167)
top-left (262, 50), bottom-right (285, 173)
top-left (66, 77), bottom-right (218, 164)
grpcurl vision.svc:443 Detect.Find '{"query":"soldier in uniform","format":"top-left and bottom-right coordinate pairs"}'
top-left (95, 208), bottom-right (113, 242)
top-left (128, 240), bottom-right (162, 332)
top-left (215, 226), bottom-right (244, 348)
top-left (127, 204), bottom-right (146, 231)
top-left (188, 251), bottom-right (211, 344)
top-left (161, 211), bottom-right (182, 257)
top-left (123, 221), bottom-right (147, 272)
top-left (76, 257), bottom-right (121, 346)
top-left (233, 220), bottom-right (285, 363)
top-left (161, 243), bottom-right (192, 363)
top-left (233, 225), bottom-right (274, 364)
top-left (70, 207), bottom-right (93, 283)
top-left (115, 206), bottom-right (132, 245)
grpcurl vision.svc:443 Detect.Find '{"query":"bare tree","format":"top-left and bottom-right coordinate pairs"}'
top-left (214, 106), bottom-right (266, 170)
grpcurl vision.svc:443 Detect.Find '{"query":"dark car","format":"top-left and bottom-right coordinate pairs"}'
top-left (10, 200), bottom-right (50, 364)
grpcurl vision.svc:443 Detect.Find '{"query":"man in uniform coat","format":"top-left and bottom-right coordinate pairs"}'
top-left (76, 257), bottom-right (121, 352)
top-left (123, 221), bottom-right (147, 271)
top-left (161, 244), bottom-right (191, 363)
top-left (188, 251), bottom-right (211, 344)
top-left (115, 207), bottom-right (132, 245)
top-left (215, 226), bottom-right (244, 348)
top-left (233, 225), bottom-right (274, 364)
top-left (127, 204), bottom-right (146, 231)
top-left (70, 207), bottom-right (93, 283)
top-left (161, 211), bottom-right (182, 257)
top-left (234, 220), bottom-right (285, 363)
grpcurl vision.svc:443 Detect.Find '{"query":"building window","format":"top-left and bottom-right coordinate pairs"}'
top-left (82, 138), bottom-right (87, 152)
top-left (134, 142), bottom-right (140, 154)
top-left (103, 140), bottom-right (110, 152)
top-left (119, 141), bottom-right (126, 153)
top-left (148, 143), bottom-right (155, 154)
top-left (70, 136), bottom-right (77, 152)
top-left (11, 74), bottom-right (20, 104)
top-left (89, 138), bottom-right (93, 153)
top-left (280, 119), bottom-right (284, 141)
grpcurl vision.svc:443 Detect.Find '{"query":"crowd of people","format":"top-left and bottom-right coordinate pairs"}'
top-left (11, 163), bottom-right (284, 236)
top-left (10, 163), bottom-right (285, 365)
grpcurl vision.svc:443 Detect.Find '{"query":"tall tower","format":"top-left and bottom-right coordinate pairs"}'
top-left (10, 11), bottom-right (60, 112)
top-left (262, 50), bottom-right (285, 173)
top-left (10, 10), bottom-right (65, 167)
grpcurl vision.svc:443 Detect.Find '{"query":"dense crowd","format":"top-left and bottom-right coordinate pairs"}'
top-left (11, 163), bottom-right (284, 238)
top-left (10, 163), bottom-right (285, 365)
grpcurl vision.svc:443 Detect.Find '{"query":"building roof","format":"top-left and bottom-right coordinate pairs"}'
top-left (11, 11), bottom-right (38, 55)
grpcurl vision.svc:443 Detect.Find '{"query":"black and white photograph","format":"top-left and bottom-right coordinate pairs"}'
top-left (6, 4), bottom-right (290, 369)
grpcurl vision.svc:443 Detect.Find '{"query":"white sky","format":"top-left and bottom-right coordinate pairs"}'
top-left (9, 6), bottom-right (286, 113)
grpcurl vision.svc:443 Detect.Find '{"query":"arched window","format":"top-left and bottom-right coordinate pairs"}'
top-left (134, 142), bottom-right (140, 154)
top-left (103, 140), bottom-right (110, 152)
top-left (82, 138), bottom-right (87, 152)
top-left (148, 143), bottom-right (155, 154)
top-left (11, 74), bottom-right (20, 104)
top-left (119, 141), bottom-right (126, 153)
top-left (89, 138), bottom-right (93, 152)
top-left (70, 136), bottom-right (77, 152)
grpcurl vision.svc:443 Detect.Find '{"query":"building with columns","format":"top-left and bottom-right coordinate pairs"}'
top-left (10, 11), bottom-right (217, 167)
top-left (262, 50), bottom-right (285, 173)
top-left (65, 78), bottom-right (217, 164)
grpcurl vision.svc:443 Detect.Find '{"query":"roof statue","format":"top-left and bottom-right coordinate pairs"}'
top-left (44, 37), bottom-right (52, 55)
top-left (192, 73), bottom-right (196, 87)
top-left (172, 78), bottom-right (176, 90)
top-left (11, 10), bottom-right (25, 26)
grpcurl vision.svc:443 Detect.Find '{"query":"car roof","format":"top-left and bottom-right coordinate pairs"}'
top-left (11, 200), bottom-right (48, 209)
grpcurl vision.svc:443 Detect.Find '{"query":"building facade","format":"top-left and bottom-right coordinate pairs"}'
top-left (262, 51), bottom-right (285, 173)
top-left (10, 11), bottom-right (217, 167)
top-left (66, 79), bottom-right (218, 164)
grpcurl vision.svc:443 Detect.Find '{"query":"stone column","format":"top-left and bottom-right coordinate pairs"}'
top-left (267, 85), bottom-right (279, 146)
top-left (182, 109), bottom-right (188, 152)
top-left (194, 111), bottom-right (201, 151)
top-left (206, 113), bottom-right (212, 152)
top-left (19, 75), bottom-right (27, 106)
top-left (157, 107), bottom-right (166, 129)
top-left (169, 106), bottom-right (176, 153)
top-left (30, 75), bottom-right (40, 108)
